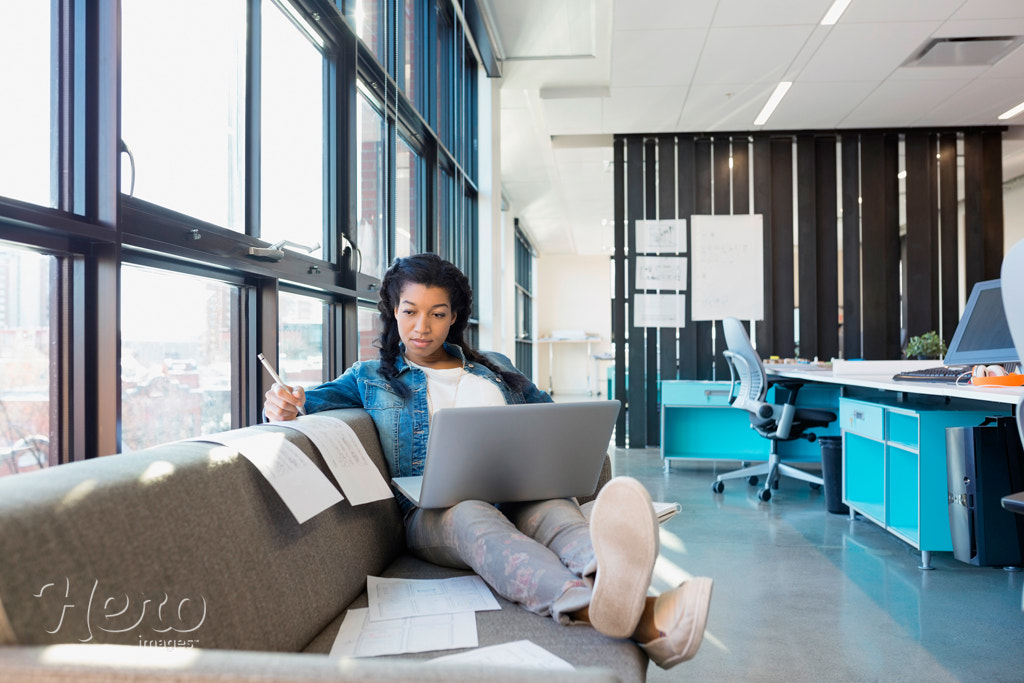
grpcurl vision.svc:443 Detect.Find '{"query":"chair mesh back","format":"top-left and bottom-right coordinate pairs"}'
top-left (723, 317), bottom-right (767, 405)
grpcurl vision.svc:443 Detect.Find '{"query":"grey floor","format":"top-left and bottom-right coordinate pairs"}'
top-left (610, 448), bottom-right (1024, 682)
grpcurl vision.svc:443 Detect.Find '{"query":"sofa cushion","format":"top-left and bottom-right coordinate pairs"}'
top-left (0, 409), bottom-right (405, 653)
top-left (303, 555), bottom-right (648, 683)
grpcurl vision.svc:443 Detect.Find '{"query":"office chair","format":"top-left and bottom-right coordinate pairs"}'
top-left (1000, 240), bottom-right (1024, 594)
top-left (712, 317), bottom-right (837, 502)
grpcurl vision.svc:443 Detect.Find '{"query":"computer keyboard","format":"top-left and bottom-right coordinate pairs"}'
top-left (892, 365), bottom-right (973, 383)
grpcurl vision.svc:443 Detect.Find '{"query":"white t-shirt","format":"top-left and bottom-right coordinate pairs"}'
top-left (407, 359), bottom-right (506, 417)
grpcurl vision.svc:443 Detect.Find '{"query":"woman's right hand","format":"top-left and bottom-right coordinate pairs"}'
top-left (264, 383), bottom-right (306, 422)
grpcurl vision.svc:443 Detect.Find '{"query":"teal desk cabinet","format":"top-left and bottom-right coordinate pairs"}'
top-left (839, 395), bottom-right (1008, 569)
top-left (660, 380), bottom-right (840, 466)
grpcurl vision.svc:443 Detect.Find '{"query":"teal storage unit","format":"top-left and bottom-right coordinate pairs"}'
top-left (840, 395), bottom-right (1008, 569)
top-left (660, 380), bottom-right (840, 464)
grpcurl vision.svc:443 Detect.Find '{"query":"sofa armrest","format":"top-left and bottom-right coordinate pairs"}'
top-left (0, 644), bottom-right (623, 683)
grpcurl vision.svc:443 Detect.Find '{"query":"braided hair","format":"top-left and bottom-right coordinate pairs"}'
top-left (375, 253), bottom-right (530, 398)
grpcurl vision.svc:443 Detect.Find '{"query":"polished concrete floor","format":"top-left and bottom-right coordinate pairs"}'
top-left (611, 449), bottom-right (1024, 682)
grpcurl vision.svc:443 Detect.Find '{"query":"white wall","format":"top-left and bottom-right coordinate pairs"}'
top-left (536, 255), bottom-right (612, 395)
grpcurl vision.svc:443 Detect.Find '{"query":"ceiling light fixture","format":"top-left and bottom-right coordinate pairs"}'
top-left (820, 0), bottom-right (852, 26)
top-left (754, 82), bottom-right (792, 126)
top-left (998, 99), bottom-right (1024, 120)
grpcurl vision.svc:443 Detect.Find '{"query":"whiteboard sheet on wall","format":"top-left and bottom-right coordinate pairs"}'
top-left (636, 219), bottom-right (687, 254)
top-left (633, 293), bottom-right (686, 328)
top-left (635, 256), bottom-right (687, 290)
top-left (690, 214), bottom-right (764, 321)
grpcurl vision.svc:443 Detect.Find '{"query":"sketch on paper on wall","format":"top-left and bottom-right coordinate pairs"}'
top-left (635, 219), bottom-right (687, 254)
top-left (635, 256), bottom-right (687, 291)
top-left (690, 214), bottom-right (764, 321)
top-left (633, 293), bottom-right (686, 328)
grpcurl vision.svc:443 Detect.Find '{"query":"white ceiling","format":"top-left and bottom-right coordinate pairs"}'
top-left (484, 0), bottom-right (1024, 256)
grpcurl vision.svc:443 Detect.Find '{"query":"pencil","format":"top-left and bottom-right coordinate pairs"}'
top-left (257, 353), bottom-right (306, 415)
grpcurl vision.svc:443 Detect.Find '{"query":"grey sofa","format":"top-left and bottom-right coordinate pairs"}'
top-left (0, 409), bottom-right (646, 682)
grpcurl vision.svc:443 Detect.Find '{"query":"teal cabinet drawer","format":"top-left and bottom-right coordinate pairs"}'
top-left (839, 399), bottom-right (884, 439)
top-left (661, 381), bottom-right (734, 407)
top-left (886, 409), bottom-right (920, 450)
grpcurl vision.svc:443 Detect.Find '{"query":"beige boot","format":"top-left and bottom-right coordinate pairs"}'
top-left (640, 577), bottom-right (714, 669)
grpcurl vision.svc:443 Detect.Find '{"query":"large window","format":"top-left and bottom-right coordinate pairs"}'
top-left (357, 89), bottom-right (387, 277)
top-left (0, 247), bottom-right (52, 477)
top-left (121, 0), bottom-right (247, 228)
top-left (121, 266), bottom-right (235, 451)
top-left (395, 136), bottom-right (421, 258)
top-left (0, 4), bottom-right (52, 207)
top-left (278, 291), bottom-right (324, 388)
top-left (0, 0), bottom-right (485, 462)
top-left (259, 1), bottom-right (325, 249)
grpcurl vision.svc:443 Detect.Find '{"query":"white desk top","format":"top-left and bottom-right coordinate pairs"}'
top-left (768, 367), bottom-right (1024, 406)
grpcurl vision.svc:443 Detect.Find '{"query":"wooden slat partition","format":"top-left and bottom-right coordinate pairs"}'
top-left (612, 127), bottom-right (1004, 447)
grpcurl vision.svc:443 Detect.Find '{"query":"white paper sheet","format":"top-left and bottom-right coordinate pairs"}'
top-left (429, 640), bottom-right (575, 671)
top-left (366, 575), bottom-right (501, 622)
top-left (635, 255), bottom-right (687, 290)
top-left (274, 415), bottom-right (393, 505)
top-left (330, 607), bottom-right (477, 657)
top-left (633, 293), bottom-right (687, 328)
top-left (636, 218), bottom-right (687, 254)
top-left (690, 214), bottom-right (764, 321)
top-left (195, 430), bottom-right (343, 524)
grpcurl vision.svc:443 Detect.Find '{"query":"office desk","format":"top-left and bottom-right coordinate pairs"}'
top-left (537, 336), bottom-right (601, 395)
top-left (770, 367), bottom-right (1019, 569)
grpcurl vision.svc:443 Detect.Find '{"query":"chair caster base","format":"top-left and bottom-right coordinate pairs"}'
top-left (711, 481), bottom-right (725, 494)
top-left (757, 488), bottom-right (772, 502)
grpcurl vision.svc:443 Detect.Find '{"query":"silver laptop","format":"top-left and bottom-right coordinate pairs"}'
top-left (391, 400), bottom-right (621, 509)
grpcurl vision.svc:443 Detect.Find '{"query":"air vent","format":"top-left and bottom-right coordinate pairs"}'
top-left (903, 36), bottom-right (1024, 67)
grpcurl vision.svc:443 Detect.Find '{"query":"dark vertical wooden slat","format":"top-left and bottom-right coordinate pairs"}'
top-left (732, 137), bottom-right (750, 214)
top-left (677, 136), bottom-right (698, 379)
top-left (815, 135), bottom-right (839, 360)
top-left (841, 135), bottom-right (862, 359)
top-left (860, 134), bottom-right (887, 358)
top-left (752, 136), bottom-right (773, 353)
top-left (939, 134), bottom-right (959, 339)
top-left (904, 131), bottom-right (939, 340)
top-left (712, 137), bottom-right (731, 378)
top-left (658, 135), bottom-right (678, 387)
top-left (883, 134), bottom-right (902, 359)
top-left (613, 136), bottom-right (626, 447)
top-left (964, 131), bottom-right (985, 292)
top-left (797, 134), bottom-right (817, 359)
top-left (770, 137), bottom-right (795, 357)
top-left (694, 138), bottom-right (714, 379)
top-left (982, 130), bottom-right (1005, 280)
top-left (626, 136), bottom-right (646, 447)
top-left (644, 139), bottom-right (659, 447)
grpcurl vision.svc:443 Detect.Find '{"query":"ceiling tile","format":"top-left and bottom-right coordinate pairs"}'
top-left (766, 80), bottom-right (878, 129)
top-left (841, 78), bottom-right (973, 127)
top-left (933, 18), bottom-right (1024, 37)
top-left (693, 26), bottom-right (814, 85)
top-left (610, 29), bottom-right (705, 87)
top-left (612, 0), bottom-right (716, 30)
top-left (678, 83), bottom-right (773, 131)
top-left (601, 86), bottom-right (688, 133)
top-left (842, 0), bottom-right (964, 23)
top-left (951, 0), bottom-right (1024, 21)
top-left (798, 21), bottom-right (942, 81)
top-left (711, 0), bottom-right (831, 27)
top-left (914, 78), bottom-right (1024, 125)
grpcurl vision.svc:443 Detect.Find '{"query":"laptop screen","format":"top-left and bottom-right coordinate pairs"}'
top-left (943, 279), bottom-right (1018, 366)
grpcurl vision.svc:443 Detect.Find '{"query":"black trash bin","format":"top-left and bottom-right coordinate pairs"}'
top-left (819, 436), bottom-right (848, 515)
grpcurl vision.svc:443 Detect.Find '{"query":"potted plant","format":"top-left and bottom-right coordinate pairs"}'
top-left (905, 331), bottom-right (947, 360)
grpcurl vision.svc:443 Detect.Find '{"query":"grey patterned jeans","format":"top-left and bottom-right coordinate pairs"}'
top-left (405, 498), bottom-right (596, 623)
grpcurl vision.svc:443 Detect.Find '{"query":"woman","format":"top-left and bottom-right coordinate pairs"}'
top-left (264, 253), bottom-right (712, 668)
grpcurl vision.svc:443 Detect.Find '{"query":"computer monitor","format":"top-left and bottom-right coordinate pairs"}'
top-left (943, 279), bottom-right (1019, 366)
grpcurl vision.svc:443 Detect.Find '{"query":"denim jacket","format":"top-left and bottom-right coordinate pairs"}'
top-left (303, 344), bottom-right (551, 491)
